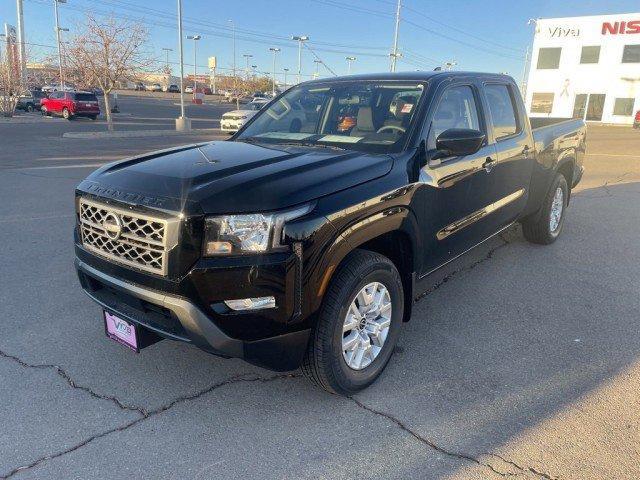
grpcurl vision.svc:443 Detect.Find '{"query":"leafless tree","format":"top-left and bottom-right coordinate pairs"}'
top-left (0, 54), bottom-right (21, 117)
top-left (65, 15), bottom-right (152, 130)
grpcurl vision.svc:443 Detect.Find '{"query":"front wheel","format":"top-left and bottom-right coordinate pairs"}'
top-left (522, 173), bottom-right (569, 245)
top-left (302, 250), bottom-right (404, 395)
top-left (41, 106), bottom-right (49, 116)
top-left (26, 104), bottom-right (34, 113)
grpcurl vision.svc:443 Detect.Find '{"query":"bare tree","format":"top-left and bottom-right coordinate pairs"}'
top-left (65, 15), bottom-right (152, 130)
top-left (0, 54), bottom-right (21, 117)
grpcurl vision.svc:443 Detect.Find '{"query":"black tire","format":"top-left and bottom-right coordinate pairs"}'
top-left (89, 115), bottom-right (97, 121)
top-left (26, 103), bottom-right (34, 113)
top-left (522, 173), bottom-right (569, 245)
top-left (302, 249), bottom-right (404, 395)
top-left (41, 106), bottom-right (49, 116)
top-left (62, 108), bottom-right (72, 120)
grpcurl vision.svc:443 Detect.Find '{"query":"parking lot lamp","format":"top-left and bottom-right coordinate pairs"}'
top-left (53, 0), bottom-right (67, 89)
top-left (291, 35), bottom-right (309, 84)
top-left (269, 47), bottom-right (280, 96)
top-left (176, 0), bottom-right (189, 130)
top-left (187, 35), bottom-right (201, 94)
top-left (283, 68), bottom-right (289, 90)
top-left (345, 56), bottom-right (356, 75)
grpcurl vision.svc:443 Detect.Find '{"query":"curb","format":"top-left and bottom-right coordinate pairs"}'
top-left (62, 128), bottom-right (225, 139)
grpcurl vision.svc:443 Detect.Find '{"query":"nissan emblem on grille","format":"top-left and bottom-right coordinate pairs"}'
top-left (78, 198), bottom-right (171, 275)
top-left (102, 212), bottom-right (122, 240)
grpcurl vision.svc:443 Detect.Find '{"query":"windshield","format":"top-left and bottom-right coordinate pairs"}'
top-left (237, 81), bottom-right (425, 153)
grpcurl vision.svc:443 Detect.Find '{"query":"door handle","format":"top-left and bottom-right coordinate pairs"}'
top-left (482, 156), bottom-right (497, 172)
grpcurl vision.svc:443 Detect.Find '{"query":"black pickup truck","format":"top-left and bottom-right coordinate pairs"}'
top-left (75, 72), bottom-right (585, 394)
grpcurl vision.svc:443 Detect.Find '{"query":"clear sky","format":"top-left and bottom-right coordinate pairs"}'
top-left (1, 0), bottom-right (638, 84)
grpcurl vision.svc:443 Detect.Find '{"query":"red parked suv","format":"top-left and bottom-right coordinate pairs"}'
top-left (634, 111), bottom-right (640, 129)
top-left (41, 91), bottom-right (100, 120)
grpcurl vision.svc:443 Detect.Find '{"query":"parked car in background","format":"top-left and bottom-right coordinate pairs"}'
top-left (146, 84), bottom-right (162, 92)
top-left (164, 84), bottom-right (180, 93)
top-left (184, 85), bottom-right (194, 94)
top-left (42, 83), bottom-right (75, 93)
top-left (133, 82), bottom-right (145, 91)
top-left (220, 98), bottom-right (270, 133)
top-left (16, 90), bottom-right (47, 112)
top-left (201, 86), bottom-right (212, 95)
top-left (634, 111), bottom-right (640, 129)
top-left (41, 91), bottom-right (100, 120)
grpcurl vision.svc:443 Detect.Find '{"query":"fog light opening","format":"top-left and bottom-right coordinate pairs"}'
top-left (224, 296), bottom-right (276, 311)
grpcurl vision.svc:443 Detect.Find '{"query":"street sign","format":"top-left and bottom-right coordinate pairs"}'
top-left (208, 56), bottom-right (217, 70)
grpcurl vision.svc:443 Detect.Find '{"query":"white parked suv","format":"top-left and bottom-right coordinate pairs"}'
top-left (220, 99), bottom-right (270, 133)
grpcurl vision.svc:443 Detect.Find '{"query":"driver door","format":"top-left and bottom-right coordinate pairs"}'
top-left (419, 83), bottom-right (497, 274)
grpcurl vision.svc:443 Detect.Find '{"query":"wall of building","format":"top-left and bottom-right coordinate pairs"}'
top-left (525, 13), bottom-right (640, 124)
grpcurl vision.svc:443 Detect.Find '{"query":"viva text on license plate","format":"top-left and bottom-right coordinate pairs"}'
top-left (104, 311), bottom-right (139, 351)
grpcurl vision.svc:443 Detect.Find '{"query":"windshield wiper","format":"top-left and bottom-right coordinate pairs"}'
top-left (276, 141), bottom-right (348, 151)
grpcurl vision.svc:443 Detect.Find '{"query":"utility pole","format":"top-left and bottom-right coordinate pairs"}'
top-left (269, 47), bottom-right (280, 95)
top-left (53, 0), bottom-right (67, 89)
top-left (346, 56), bottom-right (356, 75)
top-left (520, 45), bottom-right (530, 97)
top-left (0, 33), bottom-right (5, 66)
top-left (291, 35), bottom-right (309, 84)
top-left (313, 59), bottom-right (322, 79)
top-left (16, 0), bottom-right (27, 86)
top-left (243, 54), bottom-right (252, 80)
top-left (283, 68), bottom-right (289, 90)
top-left (176, 0), bottom-right (189, 130)
top-left (390, 0), bottom-right (401, 72)
top-left (162, 47), bottom-right (172, 71)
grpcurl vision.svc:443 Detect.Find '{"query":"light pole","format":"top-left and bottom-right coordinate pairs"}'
top-left (345, 56), bottom-right (356, 75)
top-left (243, 54), bottom-right (253, 80)
top-left (283, 68), bottom-right (289, 90)
top-left (269, 47), bottom-right (280, 95)
top-left (176, 0), bottom-right (188, 130)
top-left (228, 20), bottom-right (236, 92)
top-left (53, 0), bottom-right (67, 89)
top-left (187, 34), bottom-right (201, 94)
top-left (291, 35), bottom-right (309, 84)
top-left (390, 0), bottom-right (401, 72)
top-left (16, 0), bottom-right (27, 86)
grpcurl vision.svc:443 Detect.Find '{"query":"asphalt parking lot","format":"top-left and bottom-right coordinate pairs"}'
top-left (0, 119), bottom-right (639, 479)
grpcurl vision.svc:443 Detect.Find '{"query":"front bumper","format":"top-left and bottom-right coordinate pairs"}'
top-left (75, 257), bottom-right (310, 371)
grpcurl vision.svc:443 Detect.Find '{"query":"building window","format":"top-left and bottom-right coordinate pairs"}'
top-left (580, 46), bottom-right (600, 64)
top-left (622, 45), bottom-right (640, 63)
top-left (531, 93), bottom-right (554, 114)
top-left (613, 98), bottom-right (635, 116)
top-left (537, 48), bottom-right (562, 69)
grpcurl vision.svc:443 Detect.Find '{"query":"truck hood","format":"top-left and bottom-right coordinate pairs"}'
top-left (79, 140), bottom-right (393, 214)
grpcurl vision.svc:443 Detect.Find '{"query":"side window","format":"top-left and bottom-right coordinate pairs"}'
top-left (429, 85), bottom-right (481, 147)
top-left (485, 84), bottom-right (519, 140)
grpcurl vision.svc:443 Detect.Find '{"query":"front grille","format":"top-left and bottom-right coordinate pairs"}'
top-left (78, 198), bottom-right (171, 275)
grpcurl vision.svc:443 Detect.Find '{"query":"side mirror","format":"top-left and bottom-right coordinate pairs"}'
top-left (435, 128), bottom-right (485, 158)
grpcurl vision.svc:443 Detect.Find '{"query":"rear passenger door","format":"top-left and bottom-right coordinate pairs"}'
top-left (468, 82), bottom-right (533, 239)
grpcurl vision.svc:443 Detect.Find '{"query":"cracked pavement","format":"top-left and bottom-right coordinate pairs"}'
top-left (1, 121), bottom-right (639, 479)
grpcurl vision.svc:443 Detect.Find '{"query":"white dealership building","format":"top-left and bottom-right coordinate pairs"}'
top-left (525, 13), bottom-right (640, 124)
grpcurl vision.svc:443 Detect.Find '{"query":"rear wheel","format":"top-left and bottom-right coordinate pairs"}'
top-left (522, 173), bottom-right (568, 245)
top-left (26, 103), bottom-right (34, 113)
top-left (62, 108), bottom-right (72, 120)
top-left (302, 250), bottom-right (404, 395)
top-left (89, 115), bottom-right (97, 121)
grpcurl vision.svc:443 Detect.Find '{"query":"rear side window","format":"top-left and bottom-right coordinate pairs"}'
top-left (430, 85), bottom-right (481, 143)
top-left (74, 93), bottom-right (98, 102)
top-left (485, 84), bottom-right (519, 140)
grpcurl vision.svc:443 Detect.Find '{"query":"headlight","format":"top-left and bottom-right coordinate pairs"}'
top-left (203, 204), bottom-right (313, 256)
